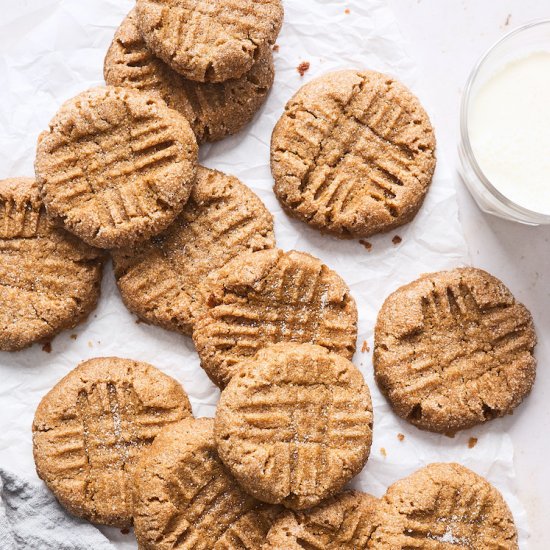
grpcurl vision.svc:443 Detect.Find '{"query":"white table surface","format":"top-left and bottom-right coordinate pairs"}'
top-left (385, 1), bottom-right (550, 548)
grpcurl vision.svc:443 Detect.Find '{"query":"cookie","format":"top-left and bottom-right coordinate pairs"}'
top-left (271, 70), bottom-right (436, 238)
top-left (133, 417), bottom-right (280, 549)
top-left (35, 86), bottom-right (198, 249)
top-left (104, 9), bottom-right (275, 144)
top-left (0, 178), bottom-right (104, 351)
top-left (135, 0), bottom-right (283, 83)
top-left (373, 267), bottom-right (536, 434)
top-left (215, 343), bottom-right (373, 510)
top-left (32, 357), bottom-right (192, 527)
top-left (263, 490), bottom-right (378, 549)
top-left (193, 248), bottom-right (358, 387)
top-left (369, 463), bottom-right (518, 549)
top-left (112, 166), bottom-right (275, 335)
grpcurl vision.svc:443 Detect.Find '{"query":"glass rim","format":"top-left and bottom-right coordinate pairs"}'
top-left (460, 18), bottom-right (550, 222)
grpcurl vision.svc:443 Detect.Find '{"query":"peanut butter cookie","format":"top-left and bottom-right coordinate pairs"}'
top-left (369, 463), bottom-right (518, 549)
top-left (374, 267), bottom-right (536, 434)
top-left (271, 70), bottom-right (436, 238)
top-left (112, 166), bottom-right (275, 335)
top-left (193, 249), bottom-right (358, 387)
top-left (32, 357), bottom-right (192, 527)
top-left (104, 9), bottom-right (275, 143)
top-left (263, 491), bottom-right (378, 549)
top-left (135, 0), bottom-right (283, 83)
top-left (133, 417), bottom-right (280, 549)
top-left (0, 178), bottom-right (104, 351)
top-left (215, 343), bottom-right (373, 510)
top-left (35, 86), bottom-right (197, 249)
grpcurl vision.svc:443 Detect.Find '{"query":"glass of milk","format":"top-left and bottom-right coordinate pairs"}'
top-left (459, 20), bottom-right (550, 225)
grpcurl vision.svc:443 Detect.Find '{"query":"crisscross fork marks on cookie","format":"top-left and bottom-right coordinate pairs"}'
top-left (289, 80), bottom-right (416, 222)
top-left (369, 464), bottom-right (518, 550)
top-left (215, 344), bottom-right (372, 509)
top-left (35, 86), bottom-right (197, 248)
top-left (195, 249), bottom-right (357, 387)
top-left (32, 358), bottom-right (191, 526)
top-left (374, 268), bottom-right (536, 433)
top-left (76, 381), bottom-right (180, 506)
top-left (44, 116), bottom-right (179, 229)
top-left (231, 382), bottom-right (370, 501)
top-left (271, 70), bottom-right (436, 237)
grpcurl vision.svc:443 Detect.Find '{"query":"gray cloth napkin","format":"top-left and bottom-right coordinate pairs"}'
top-left (0, 468), bottom-right (114, 550)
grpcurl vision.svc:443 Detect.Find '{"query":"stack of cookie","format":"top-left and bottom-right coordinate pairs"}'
top-left (0, 0), bottom-right (285, 351)
top-left (0, 0), bottom-right (534, 547)
top-left (31, 354), bottom-right (522, 548)
top-left (104, 2), bottom-right (282, 144)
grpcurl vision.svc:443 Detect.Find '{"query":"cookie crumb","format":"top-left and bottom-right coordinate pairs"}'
top-left (88, 340), bottom-right (93, 348)
top-left (297, 61), bottom-right (310, 77)
top-left (135, 318), bottom-right (143, 325)
top-left (392, 235), bottom-right (402, 245)
top-left (42, 342), bottom-right (52, 353)
top-left (361, 340), bottom-right (370, 353)
top-left (272, 44), bottom-right (279, 52)
top-left (359, 239), bottom-right (372, 251)
top-left (120, 528), bottom-right (130, 535)
top-left (397, 433), bottom-right (405, 441)
top-left (468, 437), bottom-right (478, 449)
top-left (70, 334), bottom-right (77, 340)
top-left (380, 447), bottom-right (387, 457)
top-left (344, 8), bottom-right (350, 14)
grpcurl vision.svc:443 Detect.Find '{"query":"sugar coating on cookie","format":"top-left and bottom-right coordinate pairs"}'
top-left (104, 9), bottom-right (275, 143)
top-left (112, 166), bottom-right (275, 335)
top-left (271, 70), bottom-right (436, 238)
top-left (32, 357), bottom-right (192, 527)
top-left (263, 490), bottom-right (378, 549)
top-left (193, 248), bottom-right (358, 388)
top-left (0, 178), bottom-right (104, 351)
top-left (133, 417), bottom-right (280, 549)
top-left (374, 267), bottom-right (536, 434)
top-left (135, 0), bottom-right (283, 83)
top-left (215, 343), bottom-right (373, 510)
top-left (369, 463), bottom-right (518, 549)
top-left (35, 86), bottom-right (197, 249)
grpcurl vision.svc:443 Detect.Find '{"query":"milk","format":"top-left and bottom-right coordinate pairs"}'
top-left (469, 51), bottom-right (550, 214)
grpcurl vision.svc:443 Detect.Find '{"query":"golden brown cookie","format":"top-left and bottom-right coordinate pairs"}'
top-left (32, 357), bottom-right (192, 527)
top-left (133, 417), bottom-right (280, 549)
top-left (263, 491), bottom-right (378, 549)
top-left (215, 343), bottom-right (373, 510)
top-left (35, 86), bottom-right (197, 249)
top-left (374, 267), bottom-right (536, 434)
top-left (112, 166), bottom-right (275, 336)
top-left (104, 9), bottom-right (275, 144)
top-left (271, 70), bottom-right (436, 238)
top-left (135, 0), bottom-right (283, 83)
top-left (193, 248), bottom-right (358, 388)
top-left (368, 463), bottom-right (518, 549)
top-left (0, 178), bottom-right (104, 351)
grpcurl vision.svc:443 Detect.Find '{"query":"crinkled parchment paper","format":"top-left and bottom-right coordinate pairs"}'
top-left (0, 0), bottom-right (528, 547)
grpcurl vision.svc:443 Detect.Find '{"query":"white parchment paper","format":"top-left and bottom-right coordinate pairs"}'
top-left (0, 0), bottom-right (528, 547)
